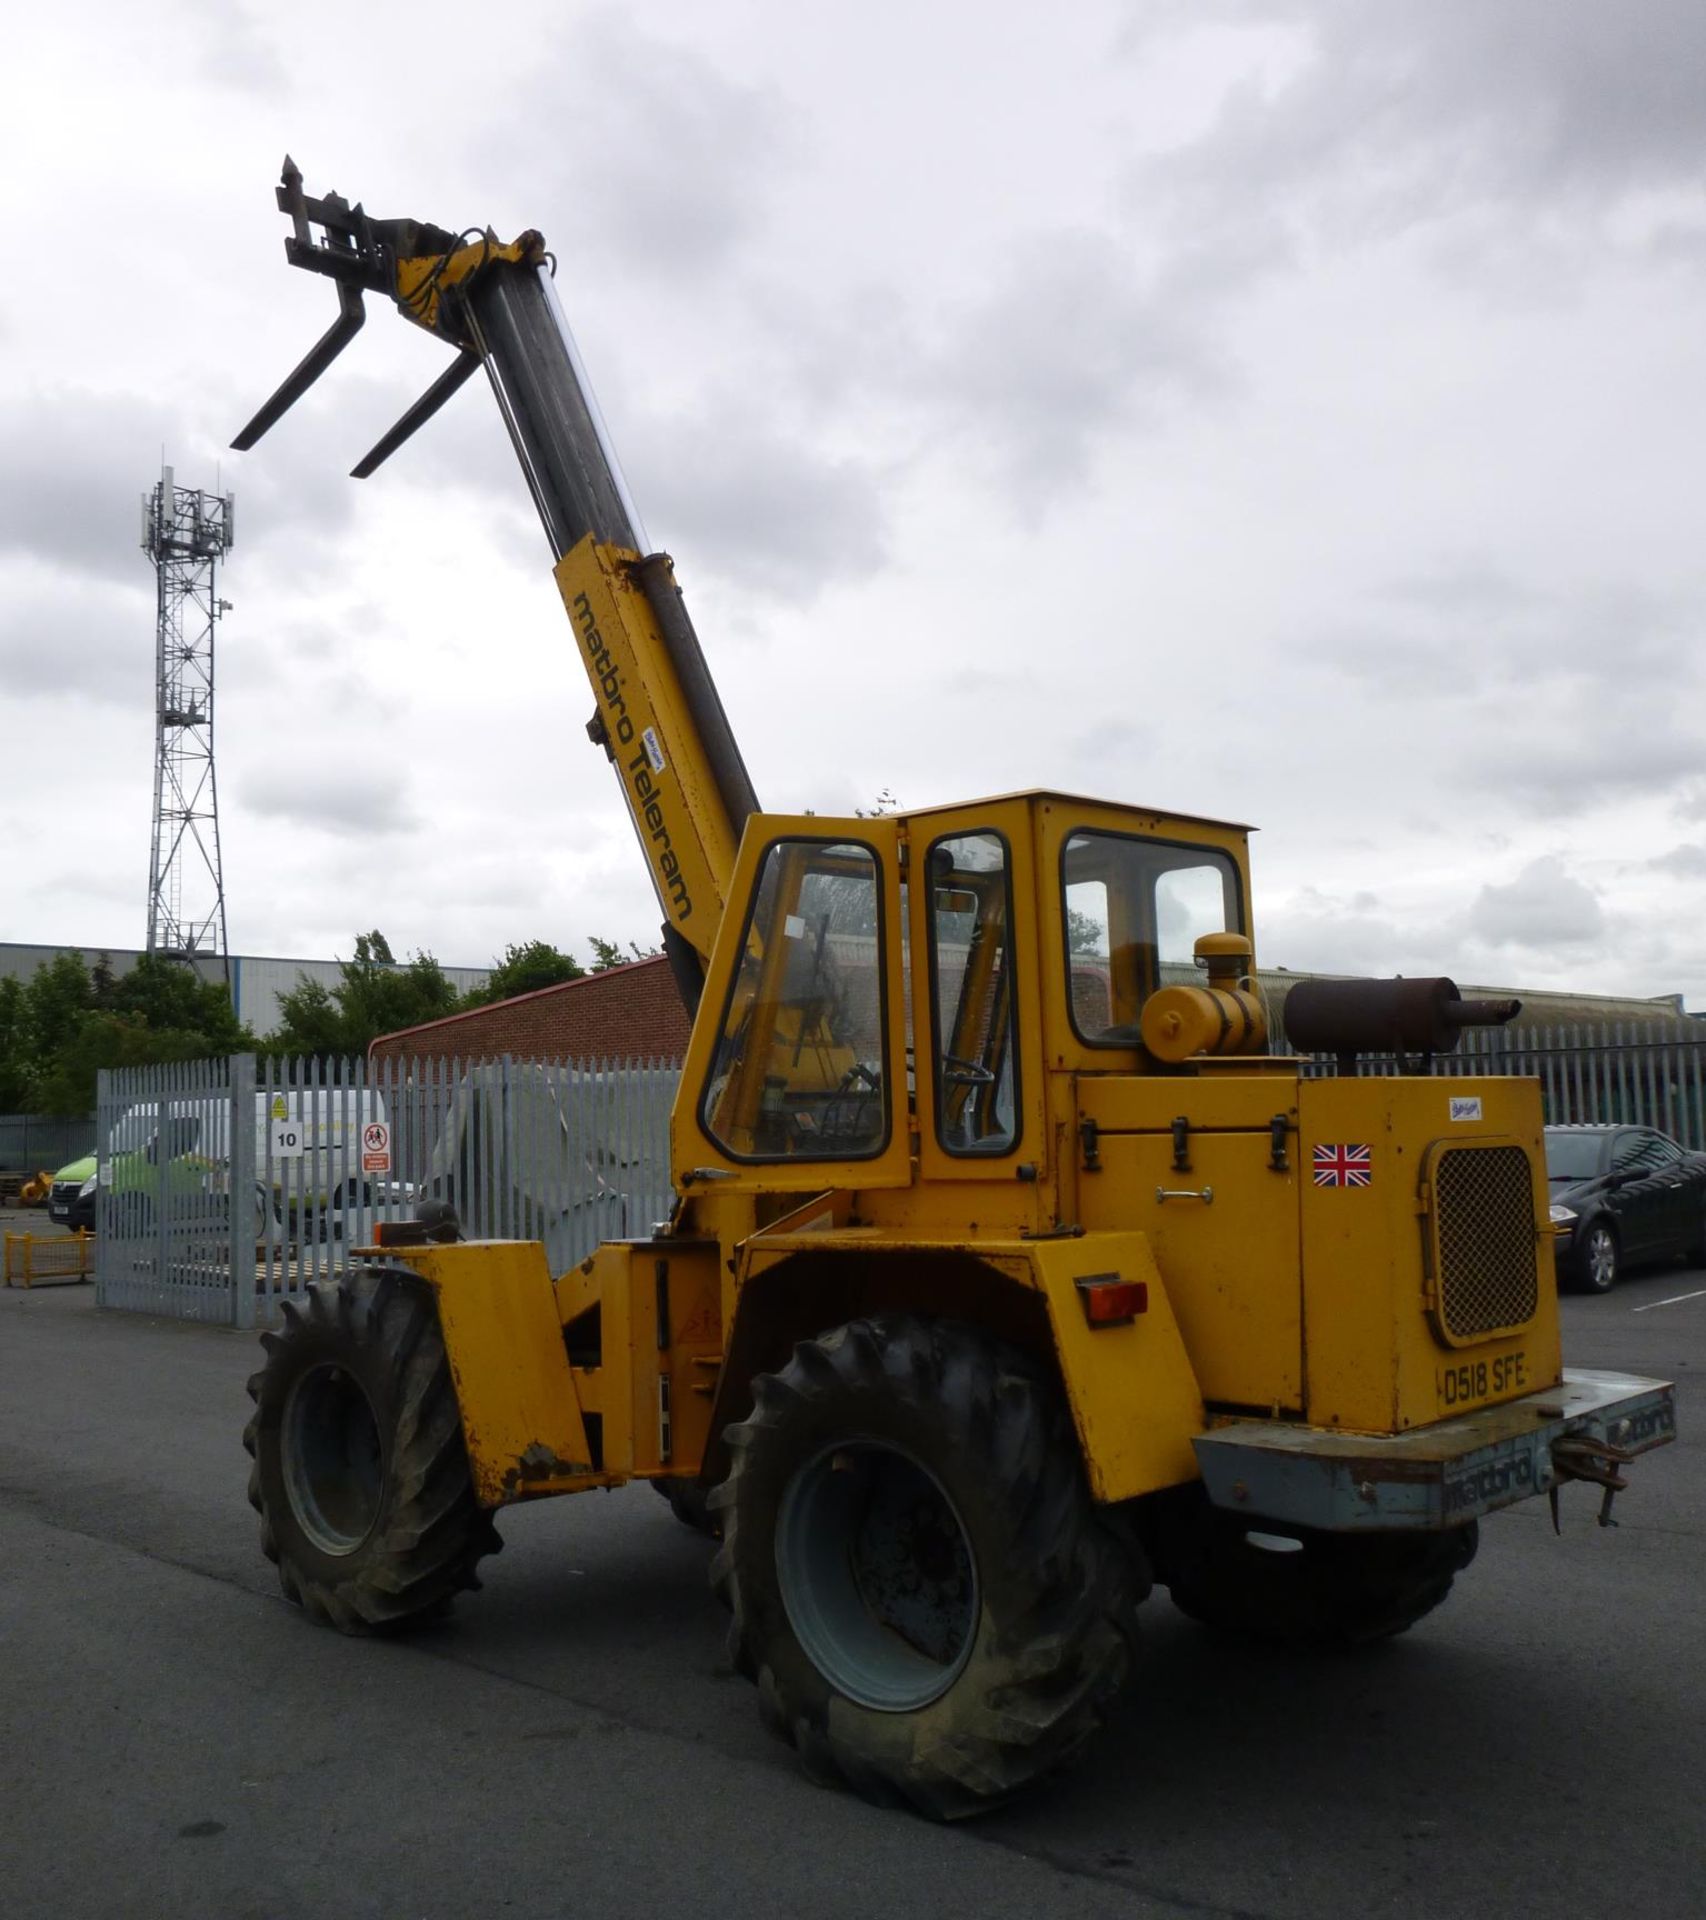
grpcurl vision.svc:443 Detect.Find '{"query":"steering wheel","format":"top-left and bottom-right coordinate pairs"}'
top-left (939, 1053), bottom-right (995, 1086)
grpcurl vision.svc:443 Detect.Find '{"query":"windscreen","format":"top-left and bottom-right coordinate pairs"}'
top-left (700, 840), bottom-right (890, 1160)
top-left (1544, 1132), bottom-right (1606, 1181)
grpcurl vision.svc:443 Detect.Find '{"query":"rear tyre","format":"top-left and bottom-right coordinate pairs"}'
top-left (653, 1475), bottom-right (721, 1538)
top-left (1570, 1220), bottom-right (1619, 1294)
top-left (243, 1264), bottom-right (501, 1633)
top-left (712, 1315), bottom-right (1143, 1820)
top-left (1163, 1499), bottom-right (1478, 1647)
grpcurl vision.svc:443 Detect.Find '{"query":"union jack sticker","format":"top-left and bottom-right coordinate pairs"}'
top-left (1312, 1143), bottom-right (1372, 1188)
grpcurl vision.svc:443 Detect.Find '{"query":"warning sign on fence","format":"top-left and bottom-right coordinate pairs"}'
top-left (361, 1120), bottom-right (392, 1174)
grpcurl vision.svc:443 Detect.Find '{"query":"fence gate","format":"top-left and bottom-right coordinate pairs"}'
top-left (94, 1055), bottom-right (252, 1322)
top-left (97, 1053), bottom-right (679, 1326)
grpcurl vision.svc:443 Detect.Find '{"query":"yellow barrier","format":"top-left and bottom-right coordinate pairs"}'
top-left (3, 1230), bottom-right (94, 1287)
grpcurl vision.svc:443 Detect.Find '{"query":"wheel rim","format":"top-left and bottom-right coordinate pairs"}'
top-left (1588, 1228), bottom-right (1616, 1289)
top-left (776, 1439), bottom-right (980, 1712)
top-left (282, 1363), bottom-right (384, 1555)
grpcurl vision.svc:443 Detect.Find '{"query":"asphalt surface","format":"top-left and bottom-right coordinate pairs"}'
top-left (1, 1258), bottom-right (1701, 1920)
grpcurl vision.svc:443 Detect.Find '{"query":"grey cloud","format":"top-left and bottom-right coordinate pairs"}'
top-left (481, 9), bottom-right (796, 283)
top-left (914, 227), bottom-right (1227, 495)
top-left (1151, 2), bottom-right (1706, 229)
top-left (0, 380), bottom-right (368, 592)
top-left (1379, 563), bottom-right (1541, 621)
top-left (1309, 565), bottom-right (1703, 783)
top-left (0, 390), bottom-right (181, 583)
top-left (0, 575), bottom-right (155, 706)
top-left (1072, 719), bottom-right (1154, 764)
top-left (239, 765), bottom-right (419, 835)
top-left (1258, 884), bottom-right (1435, 976)
top-left (1469, 856), bottom-right (1605, 948)
top-left (1648, 844), bottom-right (1706, 877)
top-left (196, 3), bottom-right (284, 95)
top-left (1465, 703), bottom-right (1703, 813)
top-left (625, 398), bottom-right (888, 602)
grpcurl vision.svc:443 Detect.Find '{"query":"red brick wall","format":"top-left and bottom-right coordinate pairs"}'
top-left (369, 955), bottom-right (690, 1067)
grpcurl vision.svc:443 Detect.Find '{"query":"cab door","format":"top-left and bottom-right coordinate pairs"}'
top-left (673, 816), bottom-right (914, 1194)
top-left (912, 800), bottom-right (1047, 1186)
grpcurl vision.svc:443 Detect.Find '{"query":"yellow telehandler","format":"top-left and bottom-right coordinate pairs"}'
top-left (234, 161), bottom-right (1674, 1819)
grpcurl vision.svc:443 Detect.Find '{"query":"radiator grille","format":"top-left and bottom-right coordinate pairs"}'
top-left (1432, 1144), bottom-right (1538, 1343)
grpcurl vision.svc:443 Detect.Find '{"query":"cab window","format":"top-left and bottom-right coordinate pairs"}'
top-left (700, 839), bottom-right (890, 1161)
top-left (1063, 830), bottom-right (1242, 1046)
top-left (927, 830), bottom-right (1019, 1155)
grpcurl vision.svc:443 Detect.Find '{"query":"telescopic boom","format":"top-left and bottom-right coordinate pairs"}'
top-left (233, 158), bottom-right (757, 1003)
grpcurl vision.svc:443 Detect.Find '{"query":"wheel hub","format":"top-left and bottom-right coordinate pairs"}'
top-left (776, 1439), bottom-right (979, 1712)
top-left (282, 1362), bottom-right (384, 1555)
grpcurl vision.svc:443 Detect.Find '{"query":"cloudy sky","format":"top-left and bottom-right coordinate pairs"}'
top-left (4, 1), bottom-right (1705, 1002)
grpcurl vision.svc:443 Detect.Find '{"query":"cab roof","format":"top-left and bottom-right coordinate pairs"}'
top-left (896, 788), bottom-right (1254, 835)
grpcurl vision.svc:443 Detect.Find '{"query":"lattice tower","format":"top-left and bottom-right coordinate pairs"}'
top-left (143, 466), bottom-right (235, 981)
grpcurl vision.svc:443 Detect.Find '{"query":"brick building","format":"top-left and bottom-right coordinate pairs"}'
top-left (369, 955), bottom-right (690, 1067)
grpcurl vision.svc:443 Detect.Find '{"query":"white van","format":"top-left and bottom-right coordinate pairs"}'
top-left (86, 1087), bottom-right (391, 1241)
top-left (253, 1086), bottom-right (391, 1231)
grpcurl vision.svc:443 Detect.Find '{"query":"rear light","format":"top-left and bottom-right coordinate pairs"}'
top-left (1075, 1273), bottom-right (1148, 1326)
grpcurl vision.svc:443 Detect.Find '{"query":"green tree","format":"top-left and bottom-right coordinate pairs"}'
top-left (586, 935), bottom-right (659, 972)
top-left (104, 953), bottom-right (249, 1052)
top-left (270, 932), bottom-right (460, 1059)
top-left (460, 940), bottom-right (586, 1009)
top-left (1067, 908), bottom-right (1107, 956)
top-left (0, 976), bottom-right (33, 1110)
top-left (6, 950), bottom-right (258, 1114)
top-left (33, 1012), bottom-right (214, 1116)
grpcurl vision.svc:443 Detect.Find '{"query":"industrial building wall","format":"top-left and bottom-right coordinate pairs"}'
top-left (0, 943), bottom-right (490, 1039)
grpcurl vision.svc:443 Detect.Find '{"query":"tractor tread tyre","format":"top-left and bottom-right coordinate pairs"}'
top-left (242, 1265), bottom-right (500, 1634)
top-left (1167, 1508), bottom-right (1478, 1648)
top-left (653, 1475), bottom-right (721, 1538)
top-left (710, 1315), bottom-right (1144, 1821)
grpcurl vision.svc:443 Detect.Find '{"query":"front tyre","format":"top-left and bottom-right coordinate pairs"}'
top-left (1571, 1220), bottom-right (1619, 1294)
top-left (243, 1265), bottom-right (500, 1632)
top-left (712, 1315), bottom-right (1143, 1819)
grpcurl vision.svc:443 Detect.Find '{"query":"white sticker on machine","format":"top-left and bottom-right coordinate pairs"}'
top-left (1449, 1096), bottom-right (1483, 1123)
top-left (642, 727), bottom-right (666, 773)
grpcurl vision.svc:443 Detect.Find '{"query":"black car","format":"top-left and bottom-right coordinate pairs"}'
top-left (1544, 1124), bottom-right (1706, 1293)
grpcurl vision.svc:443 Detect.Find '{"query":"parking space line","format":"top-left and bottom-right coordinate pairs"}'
top-left (1630, 1288), bottom-right (1706, 1313)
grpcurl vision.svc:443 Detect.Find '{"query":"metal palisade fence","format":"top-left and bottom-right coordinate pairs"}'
top-left (89, 1022), bottom-right (1706, 1324)
top-left (94, 1053), bottom-right (679, 1326)
top-left (1279, 1019), bottom-right (1706, 1144)
top-left (0, 1113), bottom-right (95, 1178)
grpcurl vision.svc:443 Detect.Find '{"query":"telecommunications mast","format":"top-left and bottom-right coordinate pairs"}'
top-left (143, 465), bottom-right (235, 985)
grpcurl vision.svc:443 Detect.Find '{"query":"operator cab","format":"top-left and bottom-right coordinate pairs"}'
top-left (675, 792), bottom-right (1256, 1193)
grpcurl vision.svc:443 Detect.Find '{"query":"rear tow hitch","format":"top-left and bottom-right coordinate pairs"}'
top-left (1548, 1434), bottom-right (1638, 1532)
